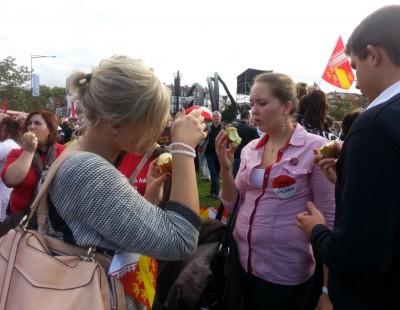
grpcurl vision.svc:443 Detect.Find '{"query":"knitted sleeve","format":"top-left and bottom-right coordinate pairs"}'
top-left (48, 152), bottom-right (201, 260)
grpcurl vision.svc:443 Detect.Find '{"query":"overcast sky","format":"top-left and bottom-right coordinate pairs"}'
top-left (0, 0), bottom-right (396, 97)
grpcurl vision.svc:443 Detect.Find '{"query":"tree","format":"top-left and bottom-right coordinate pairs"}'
top-left (0, 57), bottom-right (66, 112)
top-left (329, 99), bottom-right (358, 121)
top-left (0, 56), bottom-right (31, 111)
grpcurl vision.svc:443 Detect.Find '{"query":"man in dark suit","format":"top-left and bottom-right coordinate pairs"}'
top-left (296, 5), bottom-right (400, 309)
top-left (205, 111), bottom-right (224, 199)
top-left (232, 110), bottom-right (259, 178)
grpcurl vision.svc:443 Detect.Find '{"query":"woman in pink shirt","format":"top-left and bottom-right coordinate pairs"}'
top-left (215, 73), bottom-right (335, 310)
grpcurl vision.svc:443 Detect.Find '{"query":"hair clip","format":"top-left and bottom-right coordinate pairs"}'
top-left (86, 73), bottom-right (92, 83)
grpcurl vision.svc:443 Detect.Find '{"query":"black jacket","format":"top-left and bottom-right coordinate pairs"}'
top-left (234, 121), bottom-right (259, 159)
top-left (311, 93), bottom-right (400, 309)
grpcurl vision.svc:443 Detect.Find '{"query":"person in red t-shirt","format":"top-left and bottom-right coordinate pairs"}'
top-left (1, 110), bottom-right (66, 215)
top-left (117, 151), bottom-right (155, 196)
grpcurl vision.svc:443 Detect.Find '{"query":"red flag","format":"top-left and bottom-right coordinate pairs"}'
top-left (322, 36), bottom-right (355, 90)
top-left (69, 100), bottom-right (77, 118)
top-left (2, 97), bottom-right (7, 114)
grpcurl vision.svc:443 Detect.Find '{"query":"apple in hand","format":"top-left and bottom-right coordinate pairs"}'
top-left (156, 152), bottom-right (173, 173)
top-left (318, 141), bottom-right (341, 159)
top-left (225, 127), bottom-right (242, 148)
top-left (23, 132), bottom-right (36, 139)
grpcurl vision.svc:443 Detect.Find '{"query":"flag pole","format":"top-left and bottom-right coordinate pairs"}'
top-left (318, 35), bottom-right (341, 88)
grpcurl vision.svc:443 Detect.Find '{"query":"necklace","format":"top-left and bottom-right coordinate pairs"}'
top-left (268, 130), bottom-right (294, 156)
top-left (270, 141), bottom-right (284, 155)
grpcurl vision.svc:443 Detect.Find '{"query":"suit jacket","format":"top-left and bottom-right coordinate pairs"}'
top-left (311, 93), bottom-right (400, 309)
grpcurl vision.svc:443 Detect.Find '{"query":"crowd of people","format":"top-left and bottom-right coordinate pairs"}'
top-left (0, 5), bottom-right (399, 310)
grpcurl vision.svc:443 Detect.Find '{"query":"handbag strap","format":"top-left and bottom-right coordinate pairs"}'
top-left (26, 150), bottom-right (80, 228)
top-left (219, 192), bottom-right (240, 248)
top-left (0, 228), bottom-right (23, 308)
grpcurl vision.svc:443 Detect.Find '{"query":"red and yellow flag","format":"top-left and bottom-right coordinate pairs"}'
top-left (109, 253), bottom-right (157, 309)
top-left (322, 36), bottom-right (355, 90)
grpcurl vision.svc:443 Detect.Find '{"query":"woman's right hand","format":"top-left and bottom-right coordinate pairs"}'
top-left (215, 130), bottom-right (234, 172)
top-left (22, 132), bottom-right (38, 153)
top-left (171, 108), bottom-right (206, 148)
top-left (314, 149), bottom-right (337, 184)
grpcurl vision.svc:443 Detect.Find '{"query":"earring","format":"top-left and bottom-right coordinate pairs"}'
top-left (113, 130), bottom-right (118, 138)
top-left (282, 122), bottom-right (286, 132)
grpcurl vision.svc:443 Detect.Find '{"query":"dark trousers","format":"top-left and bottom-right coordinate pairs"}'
top-left (243, 271), bottom-right (314, 310)
top-left (205, 153), bottom-right (220, 196)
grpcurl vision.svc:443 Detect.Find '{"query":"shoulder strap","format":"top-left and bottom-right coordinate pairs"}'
top-left (128, 144), bottom-right (157, 184)
top-left (27, 150), bottom-right (80, 228)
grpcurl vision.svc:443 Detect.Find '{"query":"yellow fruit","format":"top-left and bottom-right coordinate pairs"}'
top-left (318, 141), bottom-right (341, 159)
top-left (23, 132), bottom-right (36, 139)
top-left (156, 153), bottom-right (173, 173)
top-left (225, 127), bottom-right (242, 148)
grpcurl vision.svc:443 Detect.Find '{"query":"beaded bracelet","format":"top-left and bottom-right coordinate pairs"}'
top-left (170, 149), bottom-right (196, 158)
top-left (170, 142), bottom-right (195, 153)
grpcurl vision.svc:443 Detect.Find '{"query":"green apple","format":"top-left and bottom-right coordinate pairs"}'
top-left (225, 127), bottom-right (242, 148)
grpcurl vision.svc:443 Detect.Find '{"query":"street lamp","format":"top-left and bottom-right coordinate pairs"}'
top-left (30, 55), bottom-right (56, 110)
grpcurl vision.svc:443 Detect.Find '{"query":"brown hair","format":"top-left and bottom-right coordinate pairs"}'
top-left (342, 108), bottom-right (364, 137)
top-left (299, 90), bottom-right (328, 130)
top-left (23, 110), bottom-right (59, 145)
top-left (0, 117), bottom-right (22, 145)
top-left (346, 5), bottom-right (400, 65)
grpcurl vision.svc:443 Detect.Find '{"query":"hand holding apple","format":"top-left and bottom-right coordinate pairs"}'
top-left (318, 141), bottom-right (341, 159)
top-left (156, 152), bottom-right (173, 174)
top-left (225, 127), bottom-right (242, 148)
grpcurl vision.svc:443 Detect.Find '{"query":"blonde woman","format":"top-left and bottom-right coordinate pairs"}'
top-left (44, 56), bottom-right (206, 309)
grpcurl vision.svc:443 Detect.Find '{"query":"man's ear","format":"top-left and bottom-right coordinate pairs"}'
top-left (366, 45), bottom-right (383, 67)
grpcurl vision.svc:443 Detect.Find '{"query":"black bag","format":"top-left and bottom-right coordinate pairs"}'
top-left (158, 195), bottom-right (243, 310)
top-left (199, 198), bottom-right (243, 310)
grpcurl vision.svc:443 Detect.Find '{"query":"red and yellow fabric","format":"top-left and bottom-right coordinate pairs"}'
top-left (322, 36), bottom-right (355, 90)
top-left (200, 206), bottom-right (228, 223)
top-left (109, 253), bottom-right (158, 309)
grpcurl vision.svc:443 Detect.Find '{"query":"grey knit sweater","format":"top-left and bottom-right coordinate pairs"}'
top-left (47, 152), bottom-right (202, 309)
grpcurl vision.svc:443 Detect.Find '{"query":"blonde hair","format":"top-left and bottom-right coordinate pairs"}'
top-left (253, 73), bottom-right (297, 115)
top-left (68, 56), bottom-right (171, 150)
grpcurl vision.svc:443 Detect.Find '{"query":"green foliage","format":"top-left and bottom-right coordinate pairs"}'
top-left (0, 56), bottom-right (66, 112)
top-left (329, 99), bottom-right (358, 121)
top-left (197, 172), bottom-right (221, 208)
top-left (0, 56), bottom-right (31, 111)
top-left (221, 102), bottom-right (236, 123)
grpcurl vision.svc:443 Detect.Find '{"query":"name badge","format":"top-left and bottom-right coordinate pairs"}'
top-left (272, 175), bottom-right (297, 199)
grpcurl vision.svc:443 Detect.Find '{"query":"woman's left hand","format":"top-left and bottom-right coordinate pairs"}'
top-left (315, 292), bottom-right (333, 310)
top-left (296, 202), bottom-right (326, 238)
top-left (144, 158), bottom-right (171, 205)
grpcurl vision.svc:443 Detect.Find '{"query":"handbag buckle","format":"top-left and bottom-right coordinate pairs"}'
top-left (217, 244), bottom-right (230, 258)
top-left (19, 215), bottom-right (29, 233)
top-left (85, 247), bottom-right (96, 262)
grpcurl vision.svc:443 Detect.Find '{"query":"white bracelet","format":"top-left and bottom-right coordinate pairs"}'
top-left (170, 149), bottom-right (196, 158)
top-left (322, 286), bottom-right (328, 295)
top-left (170, 142), bottom-right (195, 153)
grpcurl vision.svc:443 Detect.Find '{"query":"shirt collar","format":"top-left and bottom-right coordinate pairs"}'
top-left (367, 81), bottom-right (400, 110)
